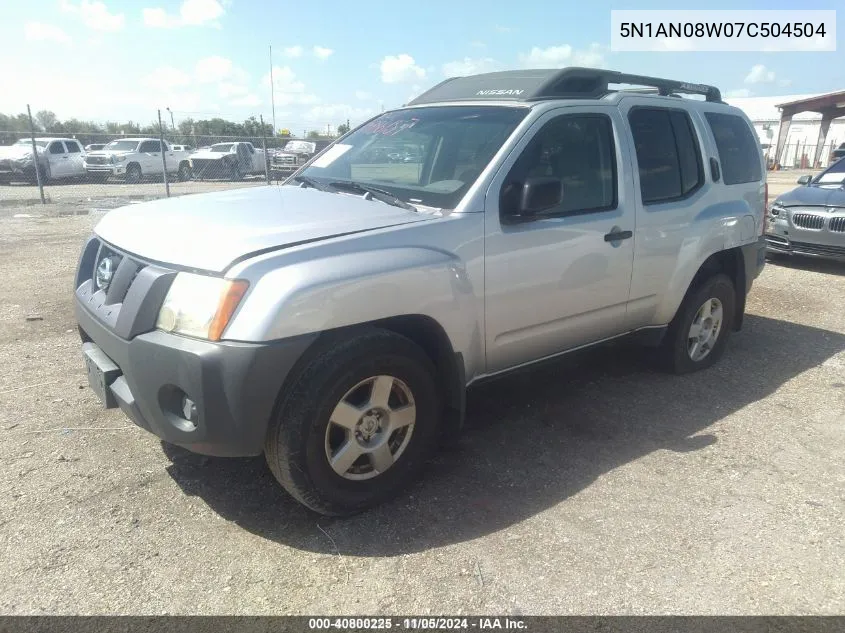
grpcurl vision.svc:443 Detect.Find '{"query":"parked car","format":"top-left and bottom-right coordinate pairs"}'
top-left (73, 67), bottom-right (766, 515)
top-left (269, 139), bottom-right (330, 177)
top-left (765, 156), bottom-right (845, 261)
top-left (189, 141), bottom-right (266, 180)
top-left (0, 137), bottom-right (85, 183)
top-left (171, 144), bottom-right (194, 153)
top-left (83, 138), bottom-right (192, 183)
top-left (85, 143), bottom-right (106, 152)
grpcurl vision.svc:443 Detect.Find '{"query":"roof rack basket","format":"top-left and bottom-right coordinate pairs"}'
top-left (407, 67), bottom-right (722, 106)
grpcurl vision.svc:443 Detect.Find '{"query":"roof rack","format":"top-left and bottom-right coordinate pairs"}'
top-left (407, 67), bottom-right (722, 106)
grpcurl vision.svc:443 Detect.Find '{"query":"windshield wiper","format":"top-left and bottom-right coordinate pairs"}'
top-left (329, 181), bottom-right (417, 212)
top-left (292, 175), bottom-right (335, 192)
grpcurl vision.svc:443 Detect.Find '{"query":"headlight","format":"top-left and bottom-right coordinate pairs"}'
top-left (156, 273), bottom-right (249, 341)
top-left (770, 203), bottom-right (784, 216)
top-left (111, 155), bottom-right (126, 163)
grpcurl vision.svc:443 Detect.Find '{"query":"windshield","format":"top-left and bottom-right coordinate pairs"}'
top-left (294, 106), bottom-right (528, 209)
top-left (210, 143), bottom-right (235, 152)
top-left (814, 157), bottom-right (845, 184)
top-left (14, 139), bottom-right (47, 147)
top-left (105, 140), bottom-right (140, 152)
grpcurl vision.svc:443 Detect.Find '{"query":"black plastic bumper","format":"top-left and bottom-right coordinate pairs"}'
top-left (741, 236), bottom-right (767, 293)
top-left (76, 299), bottom-right (316, 457)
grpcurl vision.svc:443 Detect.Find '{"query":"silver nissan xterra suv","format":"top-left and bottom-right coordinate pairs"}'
top-left (74, 68), bottom-right (767, 515)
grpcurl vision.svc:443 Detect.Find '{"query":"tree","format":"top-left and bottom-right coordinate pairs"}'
top-left (35, 110), bottom-right (58, 132)
top-left (336, 122), bottom-right (350, 136)
top-left (306, 130), bottom-right (323, 139)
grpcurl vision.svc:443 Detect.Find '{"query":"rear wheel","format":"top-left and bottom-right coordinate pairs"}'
top-left (177, 162), bottom-right (192, 181)
top-left (658, 273), bottom-right (736, 374)
top-left (265, 328), bottom-right (442, 516)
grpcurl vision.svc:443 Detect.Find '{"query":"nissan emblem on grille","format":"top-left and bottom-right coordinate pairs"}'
top-left (95, 256), bottom-right (118, 292)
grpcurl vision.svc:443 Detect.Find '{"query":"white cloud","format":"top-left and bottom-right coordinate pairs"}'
top-left (741, 64), bottom-right (791, 88)
top-left (724, 88), bottom-right (753, 98)
top-left (304, 104), bottom-right (375, 124)
top-left (24, 22), bottom-right (71, 44)
top-left (263, 66), bottom-right (320, 106)
top-left (519, 43), bottom-right (605, 68)
top-left (283, 45), bottom-right (303, 58)
top-left (744, 64), bottom-right (777, 85)
top-left (442, 57), bottom-right (498, 76)
top-left (355, 90), bottom-right (372, 101)
top-left (313, 46), bottom-right (334, 60)
top-left (60, 0), bottom-right (125, 31)
top-left (195, 56), bottom-right (234, 83)
top-left (219, 82), bottom-right (249, 98)
top-left (230, 94), bottom-right (262, 107)
top-left (143, 0), bottom-right (224, 28)
top-left (142, 66), bottom-right (192, 90)
top-left (380, 54), bottom-right (426, 84)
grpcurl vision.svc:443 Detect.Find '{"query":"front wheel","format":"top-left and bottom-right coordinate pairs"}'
top-left (124, 163), bottom-right (142, 184)
top-left (265, 328), bottom-right (442, 516)
top-left (229, 162), bottom-right (242, 181)
top-left (658, 273), bottom-right (736, 374)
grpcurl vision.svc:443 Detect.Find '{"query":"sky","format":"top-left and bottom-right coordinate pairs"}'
top-left (1, 0), bottom-right (842, 133)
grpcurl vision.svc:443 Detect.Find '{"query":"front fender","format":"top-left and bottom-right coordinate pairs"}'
top-left (223, 247), bottom-right (483, 377)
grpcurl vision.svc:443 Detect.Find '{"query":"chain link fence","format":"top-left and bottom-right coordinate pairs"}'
top-left (0, 106), bottom-right (343, 210)
top-left (764, 140), bottom-right (843, 171)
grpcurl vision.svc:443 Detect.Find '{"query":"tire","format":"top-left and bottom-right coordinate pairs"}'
top-left (230, 162), bottom-right (242, 181)
top-left (265, 328), bottom-right (442, 516)
top-left (125, 163), bottom-right (142, 184)
top-left (28, 162), bottom-right (50, 185)
top-left (658, 273), bottom-right (736, 374)
top-left (177, 162), bottom-right (192, 182)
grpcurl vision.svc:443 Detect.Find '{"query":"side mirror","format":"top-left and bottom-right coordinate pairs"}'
top-left (797, 175), bottom-right (812, 185)
top-left (518, 176), bottom-right (563, 216)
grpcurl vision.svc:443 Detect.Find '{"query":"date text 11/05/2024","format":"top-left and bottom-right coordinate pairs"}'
top-left (308, 617), bottom-right (528, 630)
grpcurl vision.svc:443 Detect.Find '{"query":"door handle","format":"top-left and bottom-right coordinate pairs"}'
top-left (604, 229), bottom-right (633, 242)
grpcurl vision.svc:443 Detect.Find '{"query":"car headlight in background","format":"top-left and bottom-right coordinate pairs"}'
top-left (769, 203), bottom-right (784, 216)
top-left (110, 155), bottom-right (126, 163)
top-left (156, 273), bottom-right (249, 341)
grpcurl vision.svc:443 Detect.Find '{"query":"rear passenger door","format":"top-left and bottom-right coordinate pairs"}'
top-left (617, 100), bottom-right (711, 328)
top-left (65, 140), bottom-right (84, 177)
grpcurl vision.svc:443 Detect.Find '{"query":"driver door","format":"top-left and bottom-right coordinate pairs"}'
top-left (483, 106), bottom-right (637, 373)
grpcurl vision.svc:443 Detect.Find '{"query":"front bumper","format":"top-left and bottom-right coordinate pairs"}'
top-left (85, 164), bottom-right (124, 176)
top-left (765, 213), bottom-right (845, 261)
top-left (74, 237), bottom-right (315, 456)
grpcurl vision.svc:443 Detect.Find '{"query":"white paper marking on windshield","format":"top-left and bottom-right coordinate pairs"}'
top-left (310, 144), bottom-right (352, 168)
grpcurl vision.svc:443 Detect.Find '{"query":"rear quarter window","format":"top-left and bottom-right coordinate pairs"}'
top-left (704, 112), bottom-right (762, 185)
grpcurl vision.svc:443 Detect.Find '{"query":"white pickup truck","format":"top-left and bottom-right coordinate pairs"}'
top-left (189, 141), bottom-right (267, 180)
top-left (83, 138), bottom-right (192, 183)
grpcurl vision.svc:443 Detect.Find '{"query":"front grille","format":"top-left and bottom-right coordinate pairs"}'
top-left (85, 156), bottom-right (110, 165)
top-left (792, 213), bottom-right (825, 230)
top-left (830, 217), bottom-right (845, 233)
top-left (790, 241), bottom-right (845, 259)
top-left (272, 155), bottom-right (297, 165)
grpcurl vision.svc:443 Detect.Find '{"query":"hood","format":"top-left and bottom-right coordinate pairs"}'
top-left (190, 149), bottom-right (230, 160)
top-left (0, 144), bottom-right (40, 160)
top-left (94, 185), bottom-right (432, 273)
top-left (776, 184), bottom-right (845, 208)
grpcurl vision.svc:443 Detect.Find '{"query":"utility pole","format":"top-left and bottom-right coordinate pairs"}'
top-left (260, 114), bottom-right (270, 185)
top-left (269, 45), bottom-right (276, 135)
top-left (166, 107), bottom-right (175, 131)
top-left (26, 104), bottom-right (45, 205)
top-left (157, 109), bottom-right (170, 197)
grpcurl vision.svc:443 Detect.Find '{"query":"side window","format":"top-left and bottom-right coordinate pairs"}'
top-left (629, 108), bottom-right (703, 204)
top-left (66, 141), bottom-right (81, 153)
top-left (140, 140), bottom-right (161, 152)
top-left (704, 112), bottom-right (762, 185)
top-left (48, 142), bottom-right (66, 155)
top-left (500, 114), bottom-right (617, 216)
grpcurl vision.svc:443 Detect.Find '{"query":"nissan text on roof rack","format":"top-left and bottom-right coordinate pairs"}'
top-left (73, 67), bottom-right (767, 515)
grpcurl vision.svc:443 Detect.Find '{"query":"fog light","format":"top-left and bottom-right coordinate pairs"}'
top-left (181, 395), bottom-right (198, 423)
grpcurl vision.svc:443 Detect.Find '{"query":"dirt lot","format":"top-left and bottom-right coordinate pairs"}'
top-left (0, 174), bottom-right (843, 615)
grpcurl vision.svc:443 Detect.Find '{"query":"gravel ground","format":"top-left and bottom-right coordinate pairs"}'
top-left (0, 182), bottom-right (843, 615)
